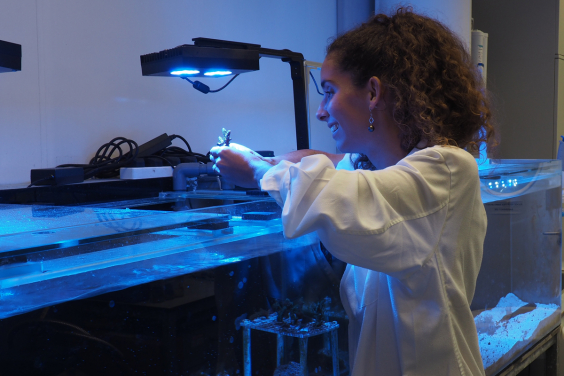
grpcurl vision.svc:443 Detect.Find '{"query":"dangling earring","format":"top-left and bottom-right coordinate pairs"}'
top-left (368, 111), bottom-right (375, 132)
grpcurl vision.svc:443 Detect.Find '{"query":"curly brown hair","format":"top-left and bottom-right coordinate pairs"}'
top-left (327, 7), bottom-right (496, 170)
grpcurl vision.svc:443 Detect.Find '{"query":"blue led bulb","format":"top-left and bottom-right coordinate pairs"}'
top-left (204, 70), bottom-right (232, 76)
top-left (171, 69), bottom-right (200, 76)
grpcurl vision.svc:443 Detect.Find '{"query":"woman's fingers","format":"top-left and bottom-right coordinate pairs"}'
top-left (209, 145), bottom-right (223, 159)
top-left (206, 144), bottom-right (263, 188)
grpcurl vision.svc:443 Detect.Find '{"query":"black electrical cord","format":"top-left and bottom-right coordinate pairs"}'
top-left (58, 137), bottom-right (139, 180)
top-left (180, 74), bottom-right (240, 94)
top-left (162, 146), bottom-right (190, 155)
top-left (309, 71), bottom-right (324, 95)
top-left (50, 134), bottom-right (210, 181)
top-left (27, 175), bottom-right (55, 188)
top-left (159, 147), bottom-right (209, 163)
top-left (208, 74), bottom-right (239, 92)
top-left (145, 154), bottom-right (173, 166)
top-left (170, 134), bottom-right (193, 152)
top-left (163, 135), bottom-right (209, 163)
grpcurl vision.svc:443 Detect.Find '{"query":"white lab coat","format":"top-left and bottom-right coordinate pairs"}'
top-left (261, 146), bottom-right (486, 376)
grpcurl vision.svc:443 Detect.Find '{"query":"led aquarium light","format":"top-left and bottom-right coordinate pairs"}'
top-left (140, 42), bottom-right (259, 77)
top-left (0, 39), bottom-right (21, 73)
top-left (140, 38), bottom-right (310, 150)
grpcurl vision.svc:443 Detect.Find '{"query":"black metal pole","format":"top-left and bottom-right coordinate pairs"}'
top-left (287, 59), bottom-right (310, 150)
top-left (190, 39), bottom-right (311, 150)
top-left (261, 47), bottom-right (310, 150)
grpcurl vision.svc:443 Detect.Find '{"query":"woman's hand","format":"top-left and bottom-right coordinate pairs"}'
top-left (209, 143), bottom-right (274, 188)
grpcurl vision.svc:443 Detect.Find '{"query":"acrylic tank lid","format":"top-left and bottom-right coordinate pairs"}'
top-left (0, 200), bottom-right (317, 319)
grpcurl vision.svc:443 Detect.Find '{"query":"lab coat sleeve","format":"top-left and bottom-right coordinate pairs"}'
top-left (260, 149), bottom-right (453, 279)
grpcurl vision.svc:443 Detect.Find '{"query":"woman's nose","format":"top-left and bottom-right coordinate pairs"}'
top-left (316, 104), bottom-right (328, 122)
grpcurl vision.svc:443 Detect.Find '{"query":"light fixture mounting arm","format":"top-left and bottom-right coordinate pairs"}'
top-left (193, 38), bottom-right (310, 150)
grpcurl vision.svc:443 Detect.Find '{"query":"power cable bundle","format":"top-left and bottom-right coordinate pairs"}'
top-left (157, 134), bottom-right (209, 164)
top-left (59, 134), bottom-right (208, 180)
top-left (28, 134), bottom-right (209, 187)
top-left (57, 137), bottom-right (139, 180)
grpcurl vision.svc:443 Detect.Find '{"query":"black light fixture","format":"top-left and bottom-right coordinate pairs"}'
top-left (0, 39), bottom-right (21, 73)
top-left (140, 38), bottom-right (310, 150)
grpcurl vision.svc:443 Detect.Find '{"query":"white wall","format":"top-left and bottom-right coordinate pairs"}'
top-left (0, 0), bottom-right (337, 185)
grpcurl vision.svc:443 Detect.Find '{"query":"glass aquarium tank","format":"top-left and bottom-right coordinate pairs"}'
top-left (0, 157), bottom-right (560, 376)
top-left (0, 198), bottom-right (348, 376)
top-left (473, 159), bottom-right (562, 375)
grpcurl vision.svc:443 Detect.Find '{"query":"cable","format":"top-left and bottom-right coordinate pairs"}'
top-left (160, 147), bottom-right (208, 162)
top-left (208, 74), bottom-right (239, 92)
top-left (162, 135), bottom-right (209, 163)
top-left (170, 134), bottom-right (193, 152)
top-left (180, 74), bottom-right (240, 94)
top-left (163, 146), bottom-right (191, 155)
top-left (52, 134), bottom-right (210, 181)
top-left (27, 175), bottom-right (55, 188)
top-left (58, 137), bottom-right (139, 180)
top-left (309, 71), bottom-right (324, 95)
top-left (145, 154), bottom-right (173, 166)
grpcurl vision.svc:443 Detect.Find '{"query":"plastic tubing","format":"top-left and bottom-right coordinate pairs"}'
top-left (173, 162), bottom-right (218, 191)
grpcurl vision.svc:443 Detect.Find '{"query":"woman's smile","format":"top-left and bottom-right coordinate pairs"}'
top-left (330, 123), bottom-right (340, 134)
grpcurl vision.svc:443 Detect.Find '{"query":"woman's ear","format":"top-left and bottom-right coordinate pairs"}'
top-left (368, 76), bottom-right (384, 111)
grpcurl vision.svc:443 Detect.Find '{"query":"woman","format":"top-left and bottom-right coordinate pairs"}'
top-left (210, 8), bottom-right (495, 376)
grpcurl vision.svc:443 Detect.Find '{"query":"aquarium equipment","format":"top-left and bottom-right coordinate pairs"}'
top-left (0, 158), bottom-right (560, 375)
top-left (474, 158), bottom-right (562, 375)
top-left (140, 38), bottom-right (310, 150)
top-left (241, 312), bottom-right (339, 376)
top-left (0, 39), bottom-right (21, 73)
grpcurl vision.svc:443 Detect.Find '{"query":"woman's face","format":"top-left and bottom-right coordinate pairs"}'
top-left (316, 56), bottom-right (371, 153)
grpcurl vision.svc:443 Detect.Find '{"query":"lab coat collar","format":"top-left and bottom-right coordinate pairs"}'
top-left (407, 138), bottom-right (429, 157)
